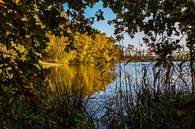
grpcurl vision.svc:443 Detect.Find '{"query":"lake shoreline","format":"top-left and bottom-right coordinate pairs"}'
top-left (39, 60), bottom-right (62, 67)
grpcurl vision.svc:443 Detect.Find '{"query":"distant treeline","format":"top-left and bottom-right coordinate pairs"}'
top-left (43, 31), bottom-right (123, 64)
top-left (123, 54), bottom-right (189, 62)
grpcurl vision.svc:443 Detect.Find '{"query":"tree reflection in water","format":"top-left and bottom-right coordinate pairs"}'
top-left (46, 63), bottom-right (115, 96)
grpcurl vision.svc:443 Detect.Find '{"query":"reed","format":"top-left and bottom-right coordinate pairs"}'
top-left (93, 61), bottom-right (194, 129)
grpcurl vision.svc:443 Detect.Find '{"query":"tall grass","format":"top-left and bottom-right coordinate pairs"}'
top-left (2, 61), bottom-right (194, 129)
top-left (1, 69), bottom-right (95, 129)
top-left (45, 67), bottom-right (96, 129)
top-left (90, 61), bottom-right (195, 129)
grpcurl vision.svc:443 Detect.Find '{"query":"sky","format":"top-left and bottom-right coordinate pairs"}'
top-left (84, 1), bottom-right (144, 48)
top-left (64, 1), bottom-right (145, 49)
top-left (64, 1), bottom-right (187, 50)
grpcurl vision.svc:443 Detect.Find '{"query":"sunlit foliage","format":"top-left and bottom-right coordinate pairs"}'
top-left (44, 33), bottom-right (69, 63)
top-left (1, 0), bottom-right (194, 128)
top-left (0, 0), bottom-right (99, 128)
top-left (73, 32), bottom-right (119, 63)
top-left (44, 32), bottom-right (121, 64)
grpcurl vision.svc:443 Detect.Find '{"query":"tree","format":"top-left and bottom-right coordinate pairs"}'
top-left (126, 44), bottom-right (135, 56)
top-left (102, 0), bottom-right (194, 63)
top-left (102, 0), bottom-right (195, 91)
top-left (0, 0), bottom-right (100, 128)
top-left (43, 31), bottom-right (119, 64)
top-left (0, 0), bottom-right (99, 85)
top-left (1, 0), bottom-right (194, 127)
top-left (44, 33), bottom-right (69, 63)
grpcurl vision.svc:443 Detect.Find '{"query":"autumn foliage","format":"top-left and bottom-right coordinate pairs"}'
top-left (44, 31), bottom-right (121, 64)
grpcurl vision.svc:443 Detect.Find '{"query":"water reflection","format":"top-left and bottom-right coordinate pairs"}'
top-left (44, 62), bottom-right (193, 129)
top-left (87, 62), bottom-right (193, 129)
top-left (46, 63), bottom-right (115, 96)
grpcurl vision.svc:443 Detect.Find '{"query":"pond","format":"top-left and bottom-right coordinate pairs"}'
top-left (47, 61), bottom-right (193, 128)
top-left (46, 63), bottom-right (115, 96)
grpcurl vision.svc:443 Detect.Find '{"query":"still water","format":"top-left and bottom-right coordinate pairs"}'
top-left (47, 61), bottom-right (192, 127)
top-left (86, 62), bottom-right (191, 123)
top-left (46, 63), bottom-right (115, 96)
top-left (47, 61), bottom-right (192, 102)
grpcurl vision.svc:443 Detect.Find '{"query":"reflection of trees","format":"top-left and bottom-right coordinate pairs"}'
top-left (46, 64), bottom-right (115, 96)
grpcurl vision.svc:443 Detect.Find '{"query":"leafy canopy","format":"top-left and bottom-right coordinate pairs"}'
top-left (102, 0), bottom-right (195, 64)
